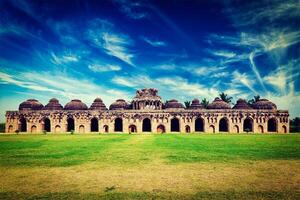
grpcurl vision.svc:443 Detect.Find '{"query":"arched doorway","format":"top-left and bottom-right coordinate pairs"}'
top-left (91, 117), bottom-right (99, 132)
top-left (243, 118), bottom-right (253, 132)
top-left (114, 118), bottom-right (123, 132)
top-left (282, 125), bottom-right (287, 133)
top-left (103, 125), bottom-right (109, 133)
top-left (195, 117), bottom-right (204, 132)
top-left (79, 125), bottom-right (85, 133)
top-left (8, 125), bottom-right (13, 133)
top-left (219, 117), bottom-right (229, 132)
top-left (209, 125), bottom-right (215, 133)
top-left (67, 118), bottom-right (75, 132)
top-left (185, 125), bottom-right (190, 133)
top-left (233, 125), bottom-right (239, 133)
top-left (44, 118), bottom-right (51, 132)
top-left (268, 118), bottom-right (277, 132)
top-left (31, 125), bottom-right (37, 133)
top-left (129, 125), bottom-right (137, 133)
top-left (157, 124), bottom-right (165, 133)
top-left (171, 118), bottom-right (180, 132)
top-left (55, 125), bottom-right (61, 133)
top-left (19, 117), bottom-right (27, 132)
top-left (258, 125), bottom-right (264, 133)
top-left (142, 118), bottom-right (151, 132)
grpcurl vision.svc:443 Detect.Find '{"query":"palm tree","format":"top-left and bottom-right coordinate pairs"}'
top-left (219, 92), bottom-right (233, 103)
top-left (184, 101), bottom-right (191, 108)
top-left (248, 95), bottom-right (260, 105)
top-left (201, 98), bottom-right (209, 108)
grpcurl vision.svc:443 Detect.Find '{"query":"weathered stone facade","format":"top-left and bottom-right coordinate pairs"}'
top-left (5, 88), bottom-right (289, 134)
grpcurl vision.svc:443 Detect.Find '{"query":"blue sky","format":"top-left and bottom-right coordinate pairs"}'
top-left (0, 0), bottom-right (300, 122)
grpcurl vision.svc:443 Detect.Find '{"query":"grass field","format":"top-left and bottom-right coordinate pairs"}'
top-left (0, 134), bottom-right (299, 199)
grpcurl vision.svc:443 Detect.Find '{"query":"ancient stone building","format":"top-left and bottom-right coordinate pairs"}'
top-left (5, 88), bottom-right (289, 134)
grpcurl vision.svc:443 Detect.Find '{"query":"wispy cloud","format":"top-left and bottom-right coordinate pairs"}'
top-left (88, 64), bottom-right (121, 72)
top-left (141, 36), bottom-right (167, 47)
top-left (114, 0), bottom-right (148, 19)
top-left (213, 51), bottom-right (236, 58)
top-left (51, 52), bottom-right (79, 64)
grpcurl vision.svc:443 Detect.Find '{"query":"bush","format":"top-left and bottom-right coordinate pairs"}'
top-left (0, 123), bottom-right (5, 133)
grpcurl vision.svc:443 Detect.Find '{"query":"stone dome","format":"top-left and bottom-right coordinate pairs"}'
top-left (252, 99), bottom-right (277, 110)
top-left (90, 98), bottom-right (107, 110)
top-left (188, 98), bottom-right (204, 109)
top-left (44, 98), bottom-right (63, 110)
top-left (64, 99), bottom-right (88, 110)
top-left (109, 99), bottom-right (128, 110)
top-left (233, 99), bottom-right (252, 109)
top-left (19, 99), bottom-right (44, 111)
top-left (207, 97), bottom-right (231, 109)
top-left (164, 99), bottom-right (184, 109)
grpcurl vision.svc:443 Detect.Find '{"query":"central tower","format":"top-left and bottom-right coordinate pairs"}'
top-left (132, 88), bottom-right (163, 110)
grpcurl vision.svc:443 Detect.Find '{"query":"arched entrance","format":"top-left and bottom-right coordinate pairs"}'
top-left (114, 118), bottom-right (123, 132)
top-left (157, 124), bottom-right (165, 133)
top-left (31, 125), bottom-right (37, 133)
top-left (67, 118), bottom-right (75, 132)
top-left (243, 118), bottom-right (253, 132)
top-left (209, 125), bottom-right (215, 133)
top-left (103, 125), bottom-right (109, 133)
top-left (268, 118), bottom-right (277, 132)
top-left (43, 118), bottom-right (51, 132)
top-left (129, 125), bottom-right (137, 133)
top-left (171, 118), bottom-right (180, 132)
top-left (79, 125), bottom-right (85, 133)
top-left (282, 125), bottom-right (287, 133)
top-left (55, 125), bottom-right (61, 133)
top-left (185, 125), bottom-right (190, 133)
top-left (142, 118), bottom-right (151, 132)
top-left (219, 117), bottom-right (229, 132)
top-left (91, 117), bottom-right (99, 132)
top-left (19, 117), bottom-right (27, 132)
top-left (195, 117), bottom-right (204, 132)
top-left (8, 125), bottom-right (13, 133)
top-left (258, 125), bottom-right (264, 133)
top-left (233, 125), bottom-right (239, 133)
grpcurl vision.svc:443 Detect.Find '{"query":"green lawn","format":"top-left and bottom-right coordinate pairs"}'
top-left (0, 134), bottom-right (299, 199)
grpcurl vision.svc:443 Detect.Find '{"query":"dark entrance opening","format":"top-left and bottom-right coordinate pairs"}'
top-left (219, 118), bottom-right (228, 132)
top-left (268, 118), bottom-right (277, 132)
top-left (67, 118), bottom-right (75, 132)
top-left (157, 125), bottom-right (165, 133)
top-left (129, 125), bottom-right (137, 133)
top-left (114, 118), bottom-right (123, 132)
top-left (171, 118), bottom-right (180, 132)
top-left (243, 118), bottom-right (253, 132)
top-left (44, 118), bottom-right (51, 132)
top-left (142, 118), bottom-right (151, 132)
top-left (195, 117), bottom-right (204, 132)
top-left (20, 117), bottom-right (27, 132)
top-left (91, 118), bottom-right (99, 132)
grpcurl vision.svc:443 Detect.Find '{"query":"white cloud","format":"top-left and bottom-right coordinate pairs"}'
top-left (232, 71), bottom-right (258, 94)
top-left (141, 36), bottom-right (167, 47)
top-left (51, 52), bottom-right (79, 64)
top-left (88, 64), bottom-right (121, 72)
top-left (213, 51), bottom-right (236, 58)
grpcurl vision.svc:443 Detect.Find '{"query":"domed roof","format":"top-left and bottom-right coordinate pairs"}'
top-left (64, 99), bottom-right (88, 110)
top-left (252, 99), bottom-right (277, 110)
top-left (109, 99), bottom-right (128, 110)
top-left (19, 99), bottom-right (44, 111)
top-left (233, 99), bottom-right (252, 109)
top-left (207, 97), bottom-right (231, 109)
top-left (44, 98), bottom-right (63, 110)
top-left (164, 99), bottom-right (184, 109)
top-left (90, 98), bottom-right (107, 110)
top-left (188, 98), bottom-right (204, 109)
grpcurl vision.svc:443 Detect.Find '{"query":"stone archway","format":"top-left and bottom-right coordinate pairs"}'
top-left (209, 125), bottom-right (215, 133)
top-left (67, 118), bottom-right (75, 132)
top-left (258, 125), bottom-right (264, 133)
top-left (171, 118), bottom-right (180, 132)
top-left (129, 125), bottom-right (137, 133)
top-left (185, 125), bottom-right (190, 133)
top-left (103, 125), bottom-right (109, 133)
top-left (55, 125), bottom-right (61, 133)
top-left (157, 124), bottom-right (165, 133)
top-left (43, 118), bottom-right (51, 132)
top-left (19, 117), bottom-right (27, 132)
top-left (114, 118), bottom-right (123, 132)
top-left (79, 125), bottom-right (85, 133)
top-left (142, 118), bottom-right (151, 132)
top-left (195, 117), bottom-right (204, 132)
top-left (243, 118), bottom-right (253, 132)
top-left (219, 117), bottom-right (229, 132)
top-left (268, 118), bottom-right (277, 132)
top-left (282, 125), bottom-right (287, 133)
top-left (31, 125), bottom-right (37, 133)
top-left (8, 125), bottom-right (13, 133)
top-left (233, 125), bottom-right (239, 133)
top-left (91, 117), bottom-right (99, 132)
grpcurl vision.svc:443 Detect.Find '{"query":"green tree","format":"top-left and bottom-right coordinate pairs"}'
top-left (290, 117), bottom-right (300, 133)
top-left (248, 95), bottom-right (260, 105)
top-left (219, 92), bottom-right (233, 103)
top-left (184, 101), bottom-right (191, 108)
top-left (201, 98), bottom-right (209, 108)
